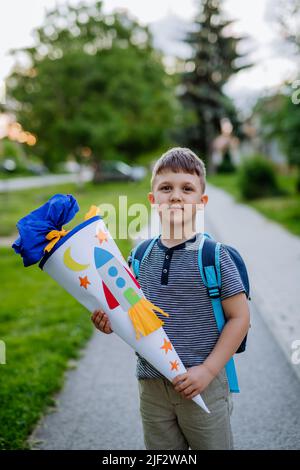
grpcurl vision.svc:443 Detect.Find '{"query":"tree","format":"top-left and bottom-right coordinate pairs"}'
top-left (254, 0), bottom-right (300, 191)
top-left (178, 0), bottom-right (250, 171)
top-left (254, 90), bottom-right (300, 192)
top-left (275, 0), bottom-right (300, 53)
top-left (5, 1), bottom-right (176, 174)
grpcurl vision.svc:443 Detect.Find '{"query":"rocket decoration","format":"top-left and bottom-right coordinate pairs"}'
top-left (12, 194), bottom-right (210, 413)
top-left (94, 246), bottom-right (169, 340)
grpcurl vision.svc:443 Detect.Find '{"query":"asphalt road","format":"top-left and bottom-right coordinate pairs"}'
top-left (231, 298), bottom-right (300, 449)
top-left (30, 330), bottom-right (144, 450)
top-left (0, 170), bottom-right (93, 192)
top-left (30, 288), bottom-right (300, 450)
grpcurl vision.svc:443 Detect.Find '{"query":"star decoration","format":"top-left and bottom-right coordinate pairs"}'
top-left (160, 338), bottom-right (172, 354)
top-left (79, 276), bottom-right (91, 289)
top-left (84, 205), bottom-right (100, 221)
top-left (170, 360), bottom-right (179, 371)
top-left (95, 230), bottom-right (108, 244)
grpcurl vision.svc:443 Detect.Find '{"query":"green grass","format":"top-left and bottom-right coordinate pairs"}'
top-left (207, 173), bottom-right (240, 200)
top-left (0, 176), bottom-right (151, 449)
top-left (0, 178), bottom-right (151, 237)
top-left (207, 170), bottom-right (300, 237)
top-left (0, 249), bottom-right (93, 450)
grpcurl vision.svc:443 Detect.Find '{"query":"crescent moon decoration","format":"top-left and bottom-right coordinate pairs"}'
top-left (63, 247), bottom-right (90, 272)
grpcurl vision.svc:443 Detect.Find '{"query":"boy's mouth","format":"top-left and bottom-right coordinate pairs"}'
top-left (168, 205), bottom-right (183, 210)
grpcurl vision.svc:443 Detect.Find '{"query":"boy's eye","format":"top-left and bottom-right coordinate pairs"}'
top-left (159, 185), bottom-right (194, 192)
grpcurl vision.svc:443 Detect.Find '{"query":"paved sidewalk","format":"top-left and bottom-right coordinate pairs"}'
top-left (30, 331), bottom-right (144, 450)
top-left (30, 298), bottom-right (300, 450)
top-left (0, 169), bottom-right (93, 193)
top-left (0, 236), bottom-right (16, 248)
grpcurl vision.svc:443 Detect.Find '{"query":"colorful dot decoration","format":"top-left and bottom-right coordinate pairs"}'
top-left (116, 277), bottom-right (125, 288)
top-left (108, 266), bottom-right (118, 277)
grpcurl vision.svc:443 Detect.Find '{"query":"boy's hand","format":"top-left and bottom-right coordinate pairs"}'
top-left (172, 364), bottom-right (215, 400)
top-left (91, 309), bottom-right (113, 334)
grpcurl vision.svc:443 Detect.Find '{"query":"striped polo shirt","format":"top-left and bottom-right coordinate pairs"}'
top-left (127, 233), bottom-right (245, 380)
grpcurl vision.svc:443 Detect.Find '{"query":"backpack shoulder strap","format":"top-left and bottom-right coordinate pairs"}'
top-left (198, 234), bottom-right (240, 393)
top-left (199, 236), bottom-right (222, 297)
top-left (130, 236), bottom-right (159, 278)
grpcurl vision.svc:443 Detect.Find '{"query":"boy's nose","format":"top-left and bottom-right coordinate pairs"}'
top-left (170, 192), bottom-right (182, 202)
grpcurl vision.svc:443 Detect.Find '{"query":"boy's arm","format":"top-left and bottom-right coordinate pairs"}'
top-left (202, 245), bottom-right (251, 377)
top-left (202, 292), bottom-right (250, 377)
top-left (173, 291), bottom-right (250, 399)
top-left (170, 241), bottom-right (251, 398)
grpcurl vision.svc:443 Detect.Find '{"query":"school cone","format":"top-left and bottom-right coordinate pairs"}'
top-left (38, 212), bottom-right (209, 413)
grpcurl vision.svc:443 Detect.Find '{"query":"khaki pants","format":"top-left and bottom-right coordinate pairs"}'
top-left (138, 368), bottom-right (234, 450)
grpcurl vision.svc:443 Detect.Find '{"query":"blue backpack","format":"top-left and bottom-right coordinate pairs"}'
top-left (129, 233), bottom-right (251, 393)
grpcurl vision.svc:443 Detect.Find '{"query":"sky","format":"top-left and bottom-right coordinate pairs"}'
top-left (0, 0), bottom-right (298, 110)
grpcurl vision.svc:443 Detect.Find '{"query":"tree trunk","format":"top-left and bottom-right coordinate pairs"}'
top-left (92, 159), bottom-right (103, 184)
top-left (296, 166), bottom-right (300, 193)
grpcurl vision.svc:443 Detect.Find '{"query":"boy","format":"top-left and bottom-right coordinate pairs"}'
top-left (91, 147), bottom-right (250, 450)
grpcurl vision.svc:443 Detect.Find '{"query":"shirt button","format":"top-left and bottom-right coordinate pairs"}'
top-left (163, 268), bottom-right (168, 273)
top-left (165, 255), bottom-right (169, 259)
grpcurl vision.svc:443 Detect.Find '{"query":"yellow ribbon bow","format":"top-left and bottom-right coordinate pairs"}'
top-left (44, 228), bottom-right (69, 253)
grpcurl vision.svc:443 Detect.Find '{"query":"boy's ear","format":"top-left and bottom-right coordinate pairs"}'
top-left (201, 194), bottom-right (208, 206)
top-left (148, 192), bottom-right (155, 204)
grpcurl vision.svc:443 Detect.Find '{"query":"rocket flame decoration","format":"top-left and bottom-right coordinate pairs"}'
top-left (13, 198), bottom-right (210, 414)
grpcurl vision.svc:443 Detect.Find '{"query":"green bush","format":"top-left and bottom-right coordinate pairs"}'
top-left (238, 155), bottom-right (283, 200)
top-left (0, 139), bottom-right (21, 160)
top-left (217, 150), bottom-right (236, 174)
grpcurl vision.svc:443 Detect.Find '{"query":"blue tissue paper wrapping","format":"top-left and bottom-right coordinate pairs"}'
top-left (12, 194), bottom-right (79, 266)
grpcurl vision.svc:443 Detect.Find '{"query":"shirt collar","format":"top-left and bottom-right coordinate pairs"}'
top-left (157, 233), bottom-right (198, 251)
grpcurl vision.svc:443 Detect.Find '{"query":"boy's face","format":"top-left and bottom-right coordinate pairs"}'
top-left (148, 170), bottom-right (208, 235)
